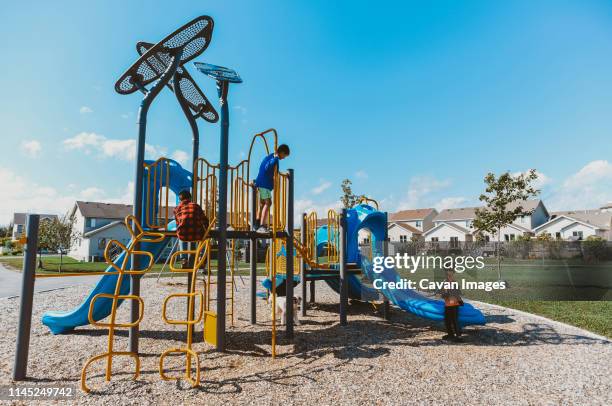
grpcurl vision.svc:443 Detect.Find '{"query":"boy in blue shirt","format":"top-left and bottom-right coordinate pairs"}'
top-left (254, 144), bottom-right (290, 232)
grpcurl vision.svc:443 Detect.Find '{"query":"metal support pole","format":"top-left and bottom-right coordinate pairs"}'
top-left (309, 280), bottom-right (316, 304)
top-left (129, 50), bottom-right (183, 354)
top-left (250, 185), bottom-right (257, 324)
top-left (300, 212), bottom-right (307, 317)
top-left (382, 211), bottom-right (390, 320)
top-left (285, 169), bottom-right (295, 339)
top-left (13, 214), bottom-right (39, 381)
top-left (339, 209), bottom-right (348, 325)
top-left (216, 80), bottom-right (230, 351)
top-left (173, 71), bottom-right (200, 326)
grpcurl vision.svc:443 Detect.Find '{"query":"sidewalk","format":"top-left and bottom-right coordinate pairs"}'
top-left (0, 264), bottom-right (100, 298)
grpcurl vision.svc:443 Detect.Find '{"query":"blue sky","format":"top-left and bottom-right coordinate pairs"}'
top-left (1, 0), bottom-right (611, 224)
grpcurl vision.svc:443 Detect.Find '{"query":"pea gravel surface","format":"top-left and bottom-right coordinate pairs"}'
top-left (0, 276), bottom-right (610, 405)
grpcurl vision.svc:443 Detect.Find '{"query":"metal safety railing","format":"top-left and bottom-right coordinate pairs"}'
top-left (327, 209), bottom-right (340, 265)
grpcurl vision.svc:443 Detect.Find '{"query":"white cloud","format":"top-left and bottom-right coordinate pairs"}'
top-left (0, 167), bottom-right (132, 224)
top-left (547, 160), bottom-right (612, 210)
top-left (171, 150), bottom-right (190, 166)
top-left (63, 132), bottom-right (167, 161)
top-left (311, 180), bottom-right (332, 195)
top-left (434, 197), bottom-right (468, 211)
top-left (79, 106), bottom-right (93, 114)
top-left (355, 170), bottom-right (368, 180)
top-left (295, 198), bottom-right (342, 220)
top-left (396, 176), bottom-right (451, 210)
top-left (20, 140), bottom-right (42, 158)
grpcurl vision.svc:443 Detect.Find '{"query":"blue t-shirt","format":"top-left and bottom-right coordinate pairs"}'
top-left (254, 153), bottom-right (279, 190)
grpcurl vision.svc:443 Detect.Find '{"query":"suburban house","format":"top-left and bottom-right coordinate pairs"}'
top-left (12, 212), bottom-right (58, 239)
top-left (423, 199), bottom-right (550, 243)
top-left (534, 209), bottom-right (612, 241)
top-left (68, 201), bottom-right (176, 262)
top-left (387, 208), bottom-right (437, 242)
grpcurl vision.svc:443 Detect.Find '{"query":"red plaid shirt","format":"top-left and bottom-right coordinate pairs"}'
top-left (174, 199), bottom-right (209, 241)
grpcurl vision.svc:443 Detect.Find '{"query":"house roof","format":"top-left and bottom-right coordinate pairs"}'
top-left (538, 210), bottom-right (612, 231)
top-left (433, 199), bottom-right (543, 222)
top-left (73, 201), bottom-right (175, 220)
top-left (505, 222), bottom-right (532, 233)
top-left (388, 208), bottom-right (437, 221)
top-left (388, 222), bottom-right (421, 234)
top-left (83, 220), bottom-right (125, 237)
top-left (423, 221), bottom-right (471, 236)
top-left (600, 202), bottom-right (612, 210)
top-left (433, 207), bottom-right (480, 222)
top-left (74, 201), bottom-right (133, 219)
top-left (12, 213), bottom-right (58, 225)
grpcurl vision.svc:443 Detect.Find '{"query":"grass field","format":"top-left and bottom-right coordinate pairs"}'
top-left (1, 255), bottom-right (610, 337)
top-left (0, 255), bottom-right (268, 276)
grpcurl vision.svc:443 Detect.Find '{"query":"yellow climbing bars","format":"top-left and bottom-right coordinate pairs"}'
top-left (81, 215), bottom-right (165, 393)
top-left (229, 160), bottom-right (249, 230)
top-left (193, 157), bottom-right (219, 226)
top-left (327, 209), bottom-right (340, 265)
top-left (144, 158), bottom-right (173, 231)
top-left (159, 231), bottom-right (212, 388)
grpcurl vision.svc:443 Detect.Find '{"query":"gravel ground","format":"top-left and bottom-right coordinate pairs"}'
top-left (0, 277), bottom-right (610, 405)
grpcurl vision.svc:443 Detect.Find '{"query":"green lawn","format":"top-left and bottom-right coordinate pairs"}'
top-left (0, 255), bottom-right (268, 276)
top-left (490, 300), bottom-right (612, 338)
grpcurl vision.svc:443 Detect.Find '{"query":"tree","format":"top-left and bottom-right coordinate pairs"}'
top-left (37, 213), bottom-right (79, 271)
top-left (472, 169), bottom-right (540, 280)
top-left (340, 179), bottom-right (365, 209)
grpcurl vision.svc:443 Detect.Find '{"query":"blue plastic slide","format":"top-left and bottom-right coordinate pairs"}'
top-left (42, 236), bottom-right (172, 335)
top-left (343, 204), bottom-right (485, 325)
top-left (42, 158), bottom-right (193, 334)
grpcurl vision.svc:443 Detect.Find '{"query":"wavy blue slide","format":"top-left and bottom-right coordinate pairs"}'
top-left (42, 158), bottom-right (192, 334)
top-left (343, 204), bottom-right (485, 326)
top-left (42, 236), bottom-right (172, 335)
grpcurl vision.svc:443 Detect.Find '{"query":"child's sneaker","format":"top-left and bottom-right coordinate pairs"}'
top-left (257, 226), bottom-right (269, 233)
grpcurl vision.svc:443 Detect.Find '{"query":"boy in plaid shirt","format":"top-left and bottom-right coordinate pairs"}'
top-left (174, 190), bottom-right (209, 242)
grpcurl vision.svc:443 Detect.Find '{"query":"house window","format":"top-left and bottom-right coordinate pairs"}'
top-left (431, 237), bottom-right (439, 242)
top-left (484, 235), bottom-right (490, 242)
top-left (399, 235), bottom-right (408, 242)
top-left (572, 231), bottom-right (583, 240)
top-left (415, 221), bottom-right (422, 228)
top-left (504, 234), bottom-right (516, 241)
top-left (520, 216), bottom-right (526, 224)
top-left (465, 220), bottom-right (472, 228)
top-left (450, 236), bottom-right (459, 248)
top-left (98, 238), bottom-right (107, 250)
top-left (86, 218), bottom-right (97, 228)
top-left (555, 232), bottom-right (561, 240)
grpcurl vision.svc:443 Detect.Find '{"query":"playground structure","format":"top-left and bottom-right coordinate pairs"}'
top-left (12, 16), bottom-right (486, 393)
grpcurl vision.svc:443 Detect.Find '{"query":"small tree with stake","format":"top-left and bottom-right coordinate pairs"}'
top-left (472, 170), bottom-right (540, 281)
top-left (340, 179), bottom-right (365, 209)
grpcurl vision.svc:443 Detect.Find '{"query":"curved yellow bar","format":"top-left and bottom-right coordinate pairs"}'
top-left (162, 292), bottom-right (204, 325)
top-left (81, 351), bottom-right (140, 393)
top-left (159, 348), bottom-right (201, 387)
